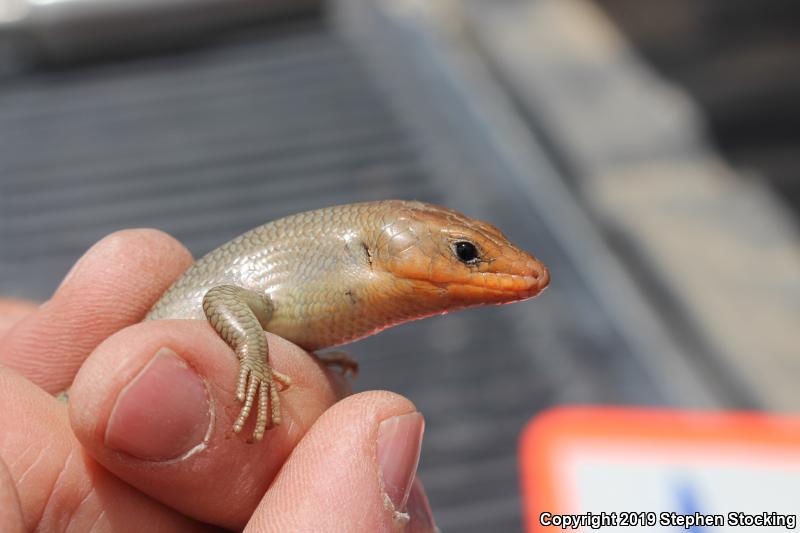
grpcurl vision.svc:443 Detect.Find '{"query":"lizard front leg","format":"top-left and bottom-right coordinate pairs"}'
top-left (202, 285), bottom-right (291, 441)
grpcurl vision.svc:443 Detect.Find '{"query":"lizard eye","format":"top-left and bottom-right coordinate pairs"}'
top-left (453, 241), bottom-right (479, 264)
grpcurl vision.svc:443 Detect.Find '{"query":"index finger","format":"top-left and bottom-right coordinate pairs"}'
top-left (0, 299), bottom-right (38, 338)
top-left (0, 229), bottom-right (193, 392)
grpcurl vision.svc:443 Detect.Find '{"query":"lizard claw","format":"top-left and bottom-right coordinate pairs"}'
top-left (236, 364), bottom-right (249, 402)
top-left (233, 362), bottom-right (290, 441)
top-left (272, 369), bottom-right (292, 390)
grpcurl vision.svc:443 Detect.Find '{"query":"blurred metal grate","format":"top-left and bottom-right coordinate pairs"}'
top-left (0, 21), bottom-right (436, 295)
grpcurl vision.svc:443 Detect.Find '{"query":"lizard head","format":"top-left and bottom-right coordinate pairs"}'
top-left (369, 201), bottom-right (549, 311)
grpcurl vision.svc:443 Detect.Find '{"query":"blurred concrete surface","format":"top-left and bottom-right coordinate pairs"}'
top-left (593, 0), bottom-right (800, 210)
top-left (462, 0), bottom-right (800, 411)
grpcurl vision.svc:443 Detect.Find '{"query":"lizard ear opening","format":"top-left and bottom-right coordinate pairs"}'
top-left (361, 241), bottom-right (373, 269)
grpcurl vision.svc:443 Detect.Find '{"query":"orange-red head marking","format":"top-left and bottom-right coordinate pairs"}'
top-left (368, 201), bottom-right (549, 312)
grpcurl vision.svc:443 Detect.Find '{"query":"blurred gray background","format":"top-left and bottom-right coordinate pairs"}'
top-left (1, 0), bottom-right (799, 531)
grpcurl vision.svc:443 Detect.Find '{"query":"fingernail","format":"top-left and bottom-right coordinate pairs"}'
top-left (407, 478), bottom-right (438, 532)
top-left (377, 412), bottom-right (425, 514)
top-left (106, 347), bottom-right (211, 460)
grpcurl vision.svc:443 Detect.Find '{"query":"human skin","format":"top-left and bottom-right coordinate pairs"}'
top-left (0, 229), bottom-right (436, 532)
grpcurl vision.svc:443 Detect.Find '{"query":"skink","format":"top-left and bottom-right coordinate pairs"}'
top-left (146, 200), bottom-right (549, 440)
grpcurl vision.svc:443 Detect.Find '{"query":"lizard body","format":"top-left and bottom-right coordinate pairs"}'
top-left (146, 200), bottom-right (549, 440)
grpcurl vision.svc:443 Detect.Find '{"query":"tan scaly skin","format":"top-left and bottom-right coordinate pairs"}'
top-left (146, 200), bottom-right (550, 441)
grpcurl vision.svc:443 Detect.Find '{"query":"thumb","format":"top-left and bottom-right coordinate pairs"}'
top-left (246, 391), bottom-right (437, 533)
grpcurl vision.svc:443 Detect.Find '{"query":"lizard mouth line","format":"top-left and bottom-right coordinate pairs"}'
top-left (411, 271), bottom-right (549, 296)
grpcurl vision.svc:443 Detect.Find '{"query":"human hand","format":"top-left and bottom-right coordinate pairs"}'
top-left (0, 230), bottom-right (436, 532)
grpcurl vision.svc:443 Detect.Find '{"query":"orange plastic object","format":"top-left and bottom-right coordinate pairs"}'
top-left (519, 407), bottom-right (800, 532)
